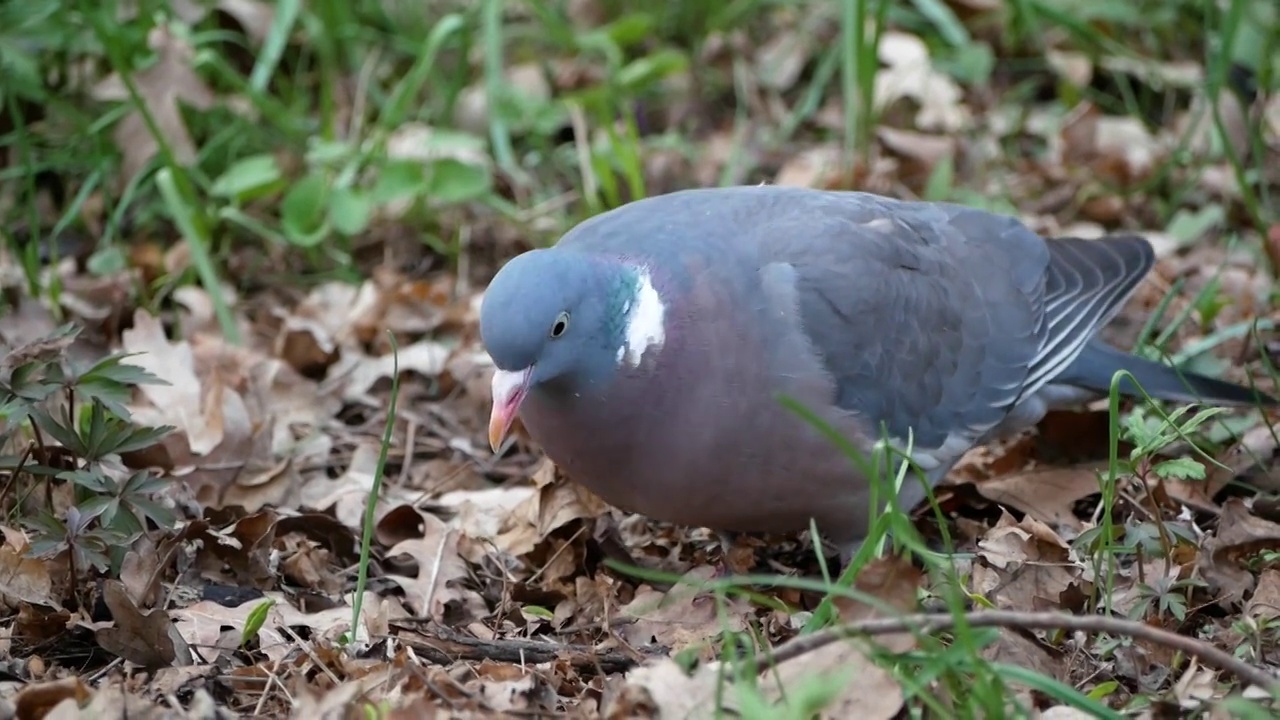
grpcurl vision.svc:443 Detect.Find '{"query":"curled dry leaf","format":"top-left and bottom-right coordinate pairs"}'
top-left (459, 459), bottom-right (608, 563)
top-left (0, 526), bottom-right (54, 611)
top-left (876, 126), bottom-right (957, 189)
top-left (762, 555), bottom-right (920, 719)
top-left (615, 556), bottom-right (919, 719)
top-left (125, 310), bottom-right (334, 510)
top-left (1245, 569), bottom-right (1280, 623)
top-left (874, 31), bottom-right (970, 133)
top-left (122, 310), bottom-right (222, 455)
top-left (972, 511), bottom-right (1085, 611)
top-left (1059, 102), bottom-right (1166, 186)
top-left (619, 565), bottom-right (751, 655)
top-left (298, 442), bottom-right (419, 530)
top-left (13, 677), bottom-right (92, 720)
top-left (1198, 498), bottom-right (1280, 605)
top-left (172, 591), bottom-right (406, 664)
top-left (981, 628), bottom-right (1064, 710)
top-left (976, 464), bottom-right (1106, 535)
top-left (384, 511), bottom-right (478, 620)
top-left (94, 579), bottom-right (192, 671)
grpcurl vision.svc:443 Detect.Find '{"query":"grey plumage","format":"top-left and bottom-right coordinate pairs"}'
top-left (479, 185), bottom-right (1274, 560)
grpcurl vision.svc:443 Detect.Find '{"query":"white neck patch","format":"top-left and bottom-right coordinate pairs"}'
top-left (616, 268), bottom-right (666, 368)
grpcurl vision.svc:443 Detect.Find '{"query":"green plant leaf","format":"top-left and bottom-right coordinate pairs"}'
top-left (77, 493), bottom-right (120, 525)
top-left (616, 49), bottom-right (689, 90)
top-left (57, 468), bottom-right (112, 492)
top-left (281, 172), bottom-right (331, 246)
top-left (425, 159), bottom-right (492, 204)
top-left (242, 598), bottom-right (277, 647)
top-left (211, 154), bottom-right (284, 200)
top-left (370, 160), bottom-right (427, 205)
top-left (329, 187), bottom-right (373, 236)
top-left (30, 407), bottom-right (85, 456)
top-left (1152, 457), bottom-right (1206, 480)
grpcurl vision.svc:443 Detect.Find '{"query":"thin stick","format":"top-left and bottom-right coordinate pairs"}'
top-left (759, 610), bottom-right (1280, 694)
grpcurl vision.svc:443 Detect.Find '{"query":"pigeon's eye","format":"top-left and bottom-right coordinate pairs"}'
top-left (550, 311), bottom-right (570, 338)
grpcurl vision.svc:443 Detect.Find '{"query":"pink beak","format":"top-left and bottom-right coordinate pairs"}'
top-left (488, 367), bottom-right (532, 452)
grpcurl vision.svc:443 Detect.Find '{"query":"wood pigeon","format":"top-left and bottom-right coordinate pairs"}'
top-left (479, 185), bottom-right (1274, 560)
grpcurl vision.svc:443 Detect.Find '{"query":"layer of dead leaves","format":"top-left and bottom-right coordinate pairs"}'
top-left (1, 0), bottom-right (1279, 718)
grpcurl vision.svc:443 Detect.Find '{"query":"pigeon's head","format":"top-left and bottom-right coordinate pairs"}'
top-left (479, 248), bottom-right (667, 452)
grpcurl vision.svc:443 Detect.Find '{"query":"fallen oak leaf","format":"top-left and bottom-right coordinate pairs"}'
top-left (618, 565), bottom-right (752, 657)
top-left (759, 556), bottom-right (921, 719)
top-left (616, 557), bottom-right (921, 719)
top-left (384, 511), bottom-right (477, 620)
top-left (975, 464), bottom-right (1107, 534)
top-left (1198, 498), bottom-right (1280, 605)
top-left (94, 579), bottom-right (192, 670)
top-left (972, 510), bottom-right (1085, 611)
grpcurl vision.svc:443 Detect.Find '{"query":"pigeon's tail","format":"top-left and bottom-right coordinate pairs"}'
top-left (1057, 341), bottom-right (1277, 407)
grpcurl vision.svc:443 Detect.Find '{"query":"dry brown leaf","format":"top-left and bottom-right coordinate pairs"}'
top-left (876, 126), bottom-right (957, 189)
top-left (619, 565), bottom-right (751, 655)
top-left (14, 677), bottom-right (93, 720)
top-left (384, 511), bottom-right (475, 620)
top-left (298, 442), bottom-right (419, 529)
top-left (608, 657), bottom-right (723, 719)
top-left (976, 465), bottom-right (1105, 534)
top-left (479, 459), bottom-right (609, 561)
top-left (121, 310), bottom-right (219, 454)
top-left (1198, 498), bottom-right (1280, 604)
top-left (1059, 102), bottom-right (1166, 185)
top-left (1108, 554), bottom-right (1194, 617)
top-left (93, 580), bottom-right (192, 670)
top-left (0, 526), bottom-right (55, 610)
top-left (1195, 422), bottom-right (1280, 500)
top-left (972, 511), bottom-right (1084, 610)
top-left (90, 26), bottom-right (217, 183)
top-left (615, 557), bottom-right (919, 719)
top-left (760, 556), bottom-right (920, 719)
top-left (981, 628), bottom-right (1064, 710)
top-left (466, 661), bottom-right (557, 714)
top-left (452, 66), bottom-right (552, 137)
top-left (1038, 708), bottom-right (1104, 719)
top-left (875, 31), bottom-right (970, 132)
top-left (172, 590), bottom-right (403, 662)
top-left (774, 143), bottom-right (843, 188)
top-left (338, 340), bottom-right (453, 404)
top-left (1244, 569), bottom-right (1280, 623)
top-left (1045, 50), bottom-right (1093, 88)
top-left (1172, 661), bottom-right (1222, 709)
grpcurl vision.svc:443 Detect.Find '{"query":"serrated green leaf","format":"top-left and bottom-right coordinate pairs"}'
top-left (80, 354), bottom-right (169, 387)
top-left (126, 496), bottom-right (178, 530)
top-left (57, 468), bottom-right (112, 492)
top-left (30, 407), bottom-right (85, 456)
top-left (109, 424), bottom-right (173, 456)
top-left (1152, 457), bottom-right (1205, 480)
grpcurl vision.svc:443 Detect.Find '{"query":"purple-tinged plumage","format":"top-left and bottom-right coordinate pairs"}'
top-left (479, 185), bottom-right (1275, 561)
